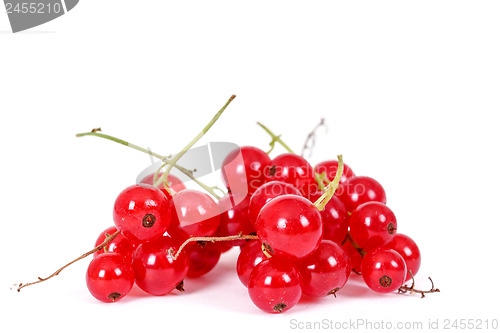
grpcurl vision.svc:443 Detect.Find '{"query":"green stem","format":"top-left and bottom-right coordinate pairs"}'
top-left (76, 131), bottom-right (167, 161)
top-left (76, 130), bottom-right (222, 200)
top-left (313, 154), bottom-right (343, 211)
top-left (256, 122), bottom-right (295, 154)
top-left (154, 95), bottom-right (236, 189)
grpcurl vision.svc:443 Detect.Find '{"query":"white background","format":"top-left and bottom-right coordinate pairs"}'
top-left (1, 1), bottom-right (499, 332)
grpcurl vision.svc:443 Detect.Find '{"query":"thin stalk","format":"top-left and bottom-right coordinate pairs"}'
top-left (154, 95), bottom-right (236, 188)
top-left (257, 122), bottom-right (295, 154)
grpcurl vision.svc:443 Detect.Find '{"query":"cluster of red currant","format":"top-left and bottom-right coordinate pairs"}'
top-left (17, 96), bottom-right (437, 313)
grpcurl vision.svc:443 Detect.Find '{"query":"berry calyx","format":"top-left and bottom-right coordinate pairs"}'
top-left (361, 249), bottom-right (406, 293)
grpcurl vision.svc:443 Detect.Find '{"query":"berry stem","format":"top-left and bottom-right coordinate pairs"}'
top-left (15, 231), bottom-right (121, 292)
top-left (301, 118), bottom-right (327, 158)
top-left (398, 271), bottom-right (441, 298)
top-left (313, 154), bottom-right (343, 211)
top-left (154, 95), bottom-right (237, 189)
top-left (168, 233), bottom-right (259, 261)
top-left (76, 129), bottom-right (223, 199)
top-left (256, 122), bottom-right (295, 155)
top-left (342, 231), bottom-right (367, 257)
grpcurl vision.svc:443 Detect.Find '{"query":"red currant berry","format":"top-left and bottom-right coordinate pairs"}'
top-left (248, 256), bottom-right (302, 313)
top-left (221, 146), bottom-right (271, 195)
top-left (93, 226), bottom-right (137, 261)
top-left (336, 176), bottom-right (387, 213)
top-left (248, 181), bottom-right (302, 228)
top-left (171, 189), bottom-right (220, 237)
top-left (186, 241), bottom-right (221, 278)
top-left (297, 240), bottom-right (351, 297)
top-left (113, 184), bottom-right (173, 243)
top-left (349, 202), bottom-right (397, 249)
top-left (132, 235), bottom-right (189, 296)
top-left (315, 160), bottom-right (355, 185)
top-left (236, 240), bottom-right (267, 287)
top-left (264, 153), bottom-right (317, 197)
top-left (86, 253), bottom-right (135, 303)
top-left (382, 233), bottom-right (421, 282)
top-left (308, 192), bottom-right (349, 244)
top-left (361, 249), bottom-right (406, 293)
top-left (256, 195), bottom-right (322, 259)
top-left (216, 193), bottom-right (255, 250)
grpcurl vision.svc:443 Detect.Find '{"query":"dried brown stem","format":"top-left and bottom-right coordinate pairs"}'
top-left (301, 118), bottom-right (327, 158)
top-left (16, 231), bottom-right (121, 292)
top-left (168, 234), bottom-right (260, 261)
top-left (398, 271), bottom-right (440, 298)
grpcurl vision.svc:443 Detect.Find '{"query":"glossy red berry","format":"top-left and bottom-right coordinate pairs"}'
top-left (255, 195), bottom-right (322, 259)
top-left (86, 253), bottom-right (135, 303)
top-left (349, 201), bottom-right (397, 249)
top-left (186, 241), bottom-right (222, 278)
top-left (132, 235), bottom-right (189, 296)
top-left (361, 249), bottom-right (406, 293)
top-left (236, 240), bottom-right (267, 287)
top-left (297, 240), bottom-right (351, 297)
top-left (264, 153), bottom-right (317, 197)
top-left (93, 226), bottom-right (137, 261)
top-left (216, 193), bottom-right (254, 249)
top-left (336, 176), bottom-right (387, 213)
top-left (248, 181), bottom-right (302, 227)
top-left (113, 184), bottom-right (173, 243)
top-left (171, 189), bottom-right (220, 237)
top-left (382, 233), bottom-right (421, 282)
top-left (308, 192), bottom-right (349, 244)
top-left (315, 160), bottom-right (355, 185)
top-left (221, 146), bottom-right (271, 195)
top-left (248, 256), bottom-right (302, 313)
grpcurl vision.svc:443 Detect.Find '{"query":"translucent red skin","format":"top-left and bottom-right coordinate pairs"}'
top-left (248, 181), bottom-right (302, 228)
top-left (264, 153), bottom-right (317, 197)
top-left (86, 253), bottom-right (135, 303)
top-left (216, 193), bottom-right (255, 249)
top-left (256, 195), bottom-right (322, 259)
top-left (132, 235), bottom-right (189, 296)
top-left (308, 192), bottom-right (349, 244)
top-left (314, 160), bottom-right (356, 185)
top-left (297, 240), bottom-right (351, 297)
top-left (171, 189), bottom-right (220, 237)
top-left (221, 146), bottom-right (271, 195)
top-left (236, 240), bottom-right (267, 287)
top-left (113, 184), bottom-right (172, 243)
top-left (335, 176), bottom-right (387, 213)
top-left (349, 201), bottom-right (397, 250)
top-left (248, 256), bottom-right (302, 313)
top-left (186, 241), bottom-right (221, 278)
top-left (93, 226), bottom-right (137, 261)
top-left (361, 249), bottom-right (406, 293)
top-left (382, 233), bottom-right (421, 282)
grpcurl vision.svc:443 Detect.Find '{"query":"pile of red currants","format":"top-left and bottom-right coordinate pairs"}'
top-left (18, 97), bottom-right (435, 313)
top-left (86, 146), bottom-right (425, 313)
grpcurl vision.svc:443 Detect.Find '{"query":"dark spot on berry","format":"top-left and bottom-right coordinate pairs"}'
top-left (387, 222), bottom-right (396, 234)
top-left (142, 214), bottom-right (156, 228)
top-left (273, 303), bottom-right (287, 313)
top-left (379, 275), bottom-right (392, 287)
top-left (327, 287), bottom-right (340, 297)
top-left (268, 165), bottom-right (277, 177)
top-left (108, 292), bottom-right (121, 301)
top-left (175, 280), bottom-right (185, 292)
